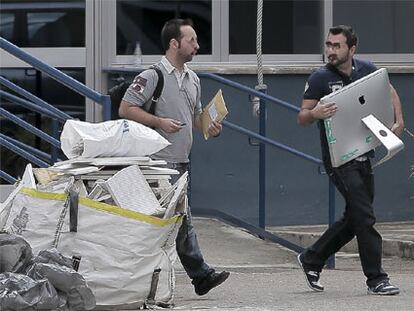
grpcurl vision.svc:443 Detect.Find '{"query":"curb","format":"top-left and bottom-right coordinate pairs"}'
top-left (267, 230), bottom-right (414, 260)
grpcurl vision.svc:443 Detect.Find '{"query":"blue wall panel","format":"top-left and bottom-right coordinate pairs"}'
top-left (191, 73), bottom-right (414, 226)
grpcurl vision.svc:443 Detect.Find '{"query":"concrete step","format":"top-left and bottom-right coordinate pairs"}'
top-left (267, 221), bottom-right (414, 260)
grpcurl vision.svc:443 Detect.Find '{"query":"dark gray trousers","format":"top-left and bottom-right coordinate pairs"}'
top-left (168, 162), bottom-right (214, 281)
top-left (302, 159), bottom-right (388, 287)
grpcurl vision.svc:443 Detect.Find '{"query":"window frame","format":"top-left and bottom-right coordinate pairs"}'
top-left (106, 0), bottom-right (413, 66)
top-left (0, 0), bottom-right (87, 68)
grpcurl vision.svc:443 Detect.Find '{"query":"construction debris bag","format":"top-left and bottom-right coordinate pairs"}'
top-left (0, 187), bottom-right (183, 309)
top-left (60, 119), bottom-right (170, 159)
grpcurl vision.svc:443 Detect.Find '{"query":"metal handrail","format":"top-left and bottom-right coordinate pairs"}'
top-left (0, 90), bottom-right (64, 120)
top-left (0, 87), bottom-right (67, 176)
top-left (0, 37), bottom-right (111, 183)
top-left (199, 72), bottom-right (300, 113)
top-left (0, 108), bottom-right (61, 148)
top-left (1, 134), bottom-right (58, 164)
top-left (0, 170), bottom-right (16, 184)
top-left (223, 120), bottom-right (322, 164)
top-left (0, 37), bottom-right (111, 120)
top-left (0, 77), bottom-right (72, 121)
top-left (0, 135), bottom-right (49, 168)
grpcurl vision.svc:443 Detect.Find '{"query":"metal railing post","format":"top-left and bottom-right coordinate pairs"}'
top-left (258, 86), bottom-right (267, 229)
top-left (101, 95), bottom-right (112, 121)
top-left (327, 178), bottom-right (336, 268)
top-left (51, 119), bottom-right (60, 164)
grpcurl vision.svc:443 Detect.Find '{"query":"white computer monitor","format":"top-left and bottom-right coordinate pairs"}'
top-left (319, 68), bottom-right (394, 167)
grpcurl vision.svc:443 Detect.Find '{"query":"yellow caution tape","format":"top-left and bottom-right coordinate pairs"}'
top-left (20, 187), bottom-right (182, 227)
top-left (21, 187), bottom-right (68, 201)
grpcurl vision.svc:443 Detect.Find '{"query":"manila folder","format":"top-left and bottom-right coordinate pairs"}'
top-left (200, 89), bottom-right (228, 140)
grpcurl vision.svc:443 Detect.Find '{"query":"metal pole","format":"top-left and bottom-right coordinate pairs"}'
top-left (258, 88), bottom-right (267, 229)
top-left (101, 95), bottom-right (112, 121)
top-left (35, 70), bottom-right (42, 150)
top-left (326, 178), bottom-right (336, 268)
top-left (51, 119), bottom-right (59, 164)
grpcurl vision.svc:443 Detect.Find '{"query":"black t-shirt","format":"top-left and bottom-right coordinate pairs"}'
top-left (303, 58), bottom-right (377, 171)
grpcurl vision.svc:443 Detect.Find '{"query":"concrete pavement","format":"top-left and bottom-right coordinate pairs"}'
top-left (267, 221), bottom-right (414, 259)
top-left (172, 218), bottom-right (414, 310)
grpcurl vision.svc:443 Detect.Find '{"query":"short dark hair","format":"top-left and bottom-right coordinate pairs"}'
top-left (329, 25), bottom-right (358, 48)
top-left (161, 18), bottom-right (194, 52)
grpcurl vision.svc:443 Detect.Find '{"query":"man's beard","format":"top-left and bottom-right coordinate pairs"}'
top-left (328, 53), bottom-right (350, 68)
top-left (178, 51), bottom-right (193, 63)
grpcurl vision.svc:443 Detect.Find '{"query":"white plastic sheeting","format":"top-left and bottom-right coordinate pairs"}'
top-left (60, 119), bottom-right (170, 159)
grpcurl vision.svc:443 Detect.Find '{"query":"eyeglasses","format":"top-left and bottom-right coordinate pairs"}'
top-left (325, 41), bottom-right (342, 50)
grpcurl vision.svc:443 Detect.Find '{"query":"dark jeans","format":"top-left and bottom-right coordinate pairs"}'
top-left (167, 162), bottom-right (214, 281)
top-left (302, 159), bottom-right (388, 287)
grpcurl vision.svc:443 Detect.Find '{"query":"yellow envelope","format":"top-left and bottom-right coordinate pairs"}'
top-left (200, 89), bottom-right (229, 140)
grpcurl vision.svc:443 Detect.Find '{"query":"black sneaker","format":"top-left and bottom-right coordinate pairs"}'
top-left (297, 253), bottom-right (324, 292)
top-left (367, 280), bottom-right (400, 295)
top-left (193, 271), bottom-right (230, 296)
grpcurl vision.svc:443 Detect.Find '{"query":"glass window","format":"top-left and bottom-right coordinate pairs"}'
top-left (229, 0), bottom-right (323, 54)
top-left (333, 0), bottom-right (414, 53)
top-left (0, 0), bottom-right (85, 47)
top-left (116, 0), bottom-right (212, 55)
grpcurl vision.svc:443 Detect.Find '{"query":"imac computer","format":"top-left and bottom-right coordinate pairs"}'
top-left (319, 68), bottom-right (395, 167)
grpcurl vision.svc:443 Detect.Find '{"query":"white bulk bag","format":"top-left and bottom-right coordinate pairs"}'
top-left (0, 188), bottom-right (182, 309)
top-left (60, 119), bottom-right (170, 159)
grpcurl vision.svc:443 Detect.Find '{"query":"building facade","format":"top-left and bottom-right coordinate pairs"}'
top-left (1, 0), bottom-right (413, 225)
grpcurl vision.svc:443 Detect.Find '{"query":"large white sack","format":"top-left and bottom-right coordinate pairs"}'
top-left (0, 188), bottom-right (182, 308)
top-left (60, 119), bottom-right (170, 159)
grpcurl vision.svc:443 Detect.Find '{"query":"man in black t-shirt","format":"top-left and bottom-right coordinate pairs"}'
top-left (297, 25), bottom-right (404, 295)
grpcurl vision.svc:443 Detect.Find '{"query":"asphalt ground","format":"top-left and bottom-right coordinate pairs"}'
top-left (172, 218), bottom-right (414, 311)
top-left (267, 221), bottom-right (414, 259)
top-left (2, 188), bottom-right (412, 310)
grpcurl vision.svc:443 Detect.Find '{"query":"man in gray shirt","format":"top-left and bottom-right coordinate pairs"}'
top-left (119, 18), bottom-right (229, 296)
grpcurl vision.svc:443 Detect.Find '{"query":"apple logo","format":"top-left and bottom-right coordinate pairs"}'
top-left (379, 130), bottom-right (388, 137)
top-left (358, 95), bottom-right (366, 105)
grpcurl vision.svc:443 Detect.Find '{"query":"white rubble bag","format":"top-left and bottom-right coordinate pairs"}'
top-left (0, 187), bottom-right (184, 309)
top-left (60, 119), bottom-right (170, 159)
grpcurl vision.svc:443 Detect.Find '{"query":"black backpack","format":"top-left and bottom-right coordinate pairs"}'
top-left (108, 66), bottom-right (164, 119)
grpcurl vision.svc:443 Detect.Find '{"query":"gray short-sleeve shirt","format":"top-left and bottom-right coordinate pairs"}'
top-left (122, 59), bottom-right (202, 163)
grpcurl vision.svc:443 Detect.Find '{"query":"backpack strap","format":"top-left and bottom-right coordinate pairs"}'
top-left (148, 65), bottom-right (164, 115)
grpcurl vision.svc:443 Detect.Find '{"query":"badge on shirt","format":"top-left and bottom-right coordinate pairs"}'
top-left (329, 81), bottom-right (343, 93)
top-left (131, 76), bottom-right (147, 94)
